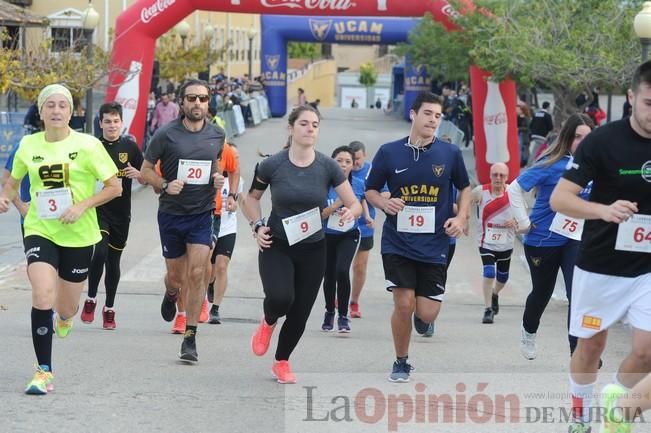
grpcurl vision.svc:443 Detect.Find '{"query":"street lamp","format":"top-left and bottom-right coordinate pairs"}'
top-left (81, 2), bottom-right (99, 134)
top-left (247, 26), bottom-right (258, 80)
top-left (204, 23), bottom-right (215, 79)
top-left (634, 2), bottom-right (651, 62)
top-left (176, 20), bottom-right (190, 49)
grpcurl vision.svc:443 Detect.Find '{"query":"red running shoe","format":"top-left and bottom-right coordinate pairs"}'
top-left (102, 307), bottom-right (116, 330)
top-left (350, 302), bottom-right (361, 318)
top-left (199, 299), bottom-right (209, 323)
top-left (272, 360), bottom-right (297, 384)
top-left (251, 318), bottom-right (275, 356)
top-left (80, 299), bottom-right (96, 323)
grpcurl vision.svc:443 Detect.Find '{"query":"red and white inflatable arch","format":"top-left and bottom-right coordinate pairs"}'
top-left (106, 0), bottom-right (519, 183)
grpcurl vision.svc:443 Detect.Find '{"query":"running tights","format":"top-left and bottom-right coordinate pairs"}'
top-left (323, 232), bottom-right (359, 316)
top-left (523, 241), bottom-right (580, 354)
top-left (87, 233), bottom-right (123, 308)
top-left (259, 238), bottom-right (326, 361)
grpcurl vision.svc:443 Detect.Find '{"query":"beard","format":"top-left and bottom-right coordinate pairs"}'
top-left (184, 108), bottom-right (205, 122)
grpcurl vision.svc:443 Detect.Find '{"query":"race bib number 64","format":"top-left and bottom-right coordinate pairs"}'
top-left (615, 214), bottom-right (651, 253)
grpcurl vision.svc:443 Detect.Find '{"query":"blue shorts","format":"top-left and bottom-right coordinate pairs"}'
top-left (157, 210), bottom-right (212, 259)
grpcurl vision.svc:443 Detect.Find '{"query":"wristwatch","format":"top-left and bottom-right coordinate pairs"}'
top-left (250, 218), bottom-right (266, 234)
top-left (161, 181), bottom-right (168, 192)
top-left (228, 192), bottom-right (239, 201)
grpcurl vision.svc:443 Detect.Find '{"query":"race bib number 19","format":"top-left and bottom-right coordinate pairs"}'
top-left (615, 214), bottom-right (651, 253)
top-left (178, 159), bottom-right (212, 185)
top-left (397, 206), bottom-right (435, 234)
top-left (36, 187), bottom-right (73, 220)
top-left (282, 207), bottom-right (322, 245)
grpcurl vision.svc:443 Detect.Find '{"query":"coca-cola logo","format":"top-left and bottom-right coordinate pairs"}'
top-left (484, 112), bottom-right (507, 126)
top-left (441, 4), bottom-right (460, 19)
top-left (116, 97), bottom-right (138, 110)
top-left (141, 0), bottom-right (176, 24)
top-left (260, 0), bottom-right (357, 10)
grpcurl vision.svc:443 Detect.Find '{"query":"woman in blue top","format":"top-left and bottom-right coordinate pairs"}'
top-left (508, 113), bottom-right (594, 361)
top-left (320, 146), bottom-right (367, 333)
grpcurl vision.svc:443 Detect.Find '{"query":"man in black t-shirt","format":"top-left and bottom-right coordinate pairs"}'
top-left (81, 102), bottom-right (144, 330)
top-left (551, 61), bottom-right (651, 432)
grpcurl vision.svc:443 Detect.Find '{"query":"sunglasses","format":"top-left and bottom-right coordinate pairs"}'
top-left (185, 94), bottom-right (210, 103)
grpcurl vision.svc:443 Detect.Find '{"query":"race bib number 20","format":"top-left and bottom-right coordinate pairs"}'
top-left (178, 159), bottom-right (212, 185)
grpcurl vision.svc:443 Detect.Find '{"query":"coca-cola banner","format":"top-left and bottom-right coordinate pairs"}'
top-left (470, 65), bottom-right (519, 184)
top-left (262, 15), bottom-right (418, 117)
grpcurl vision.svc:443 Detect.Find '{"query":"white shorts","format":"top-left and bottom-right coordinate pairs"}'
top-left (569, 267), bottom-right (651, 338)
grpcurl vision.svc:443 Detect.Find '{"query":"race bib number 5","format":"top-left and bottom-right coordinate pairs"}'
top-left (282, 207), bottom-right (321, 245)
top-left (550, 212), bottom-right (584, 241)
top-left (397, 206), bottom-right (435, 234)
top-left (615, 214), bottom-right (651, 253)
top-left (327, 210), bottom-right (355, 233)
top-left (178, 159), bottom-right (212, 185)
top-left (36, 187), bottom-right (73, 220)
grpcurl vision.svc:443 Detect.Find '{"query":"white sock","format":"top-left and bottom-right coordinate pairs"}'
top-left (569, 375), bottom-right (596, 423)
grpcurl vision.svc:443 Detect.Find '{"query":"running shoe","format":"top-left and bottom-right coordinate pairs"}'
top-left (482, 307), bottom-right (494, 324)
top-left (350, 302), bottom-right (361, 318)
top-left (321, 311), bottom-right (335, 332)
top-left (388, 359), bottom-right (414, 383)
top-left (54, 314), bottom-right (73, 338)
top-left (567, 422), bottom-right (592, 432)
top-left (208, 305), bottom-right (221, 324)
top-left (520, 326), bottom-right (537, 360)
top-left (199, 299), bottom-right (209, 323)
top-left (161, 290), bottom-right (178, 322)
top-left (492, 293), bottom-right (499, 315)
top-left (272, 360), bottom-right (297, 384)
top-left (251, 318), bottom-right (275, 356)
top-left (102, 307), bottom-right (116, 330)
top-left (337, 315), bottom-right (351, 333)
top-left (171, 314), bottom-right (186, 334)
top-left (600, 383), bottom-right (631, 433)
top-left (423, 321), bottom-right (435, 337)
top-left (413, 314), bottom-right (431, 335)
top-left (24, 365), bottom-right (54, 395)
top-left (80, 299), bottom-right (96, 323)
top-left (179, 330), bottom-right (198, 362)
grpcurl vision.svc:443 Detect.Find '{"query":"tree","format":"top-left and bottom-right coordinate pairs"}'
top-left (359, 62), bottom-right (378, 88)
top-left (155, 32), bottom-right (226, 84)
top-left (404, 0), bottom-right (642, 125)
top-left (287, 42), bottom-right (321, 59)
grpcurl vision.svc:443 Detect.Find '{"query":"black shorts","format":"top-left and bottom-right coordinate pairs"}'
top-left (479, 247), bottom-right (513, 271)
top-left (24, 235), bottom-right (94, 283)
top-left (382, 253), bottom-right (446, 301)
top-left (214, 233), bottom-right (236, 259)
top-left (358, 236), bottom-right (374, 252)
top-left (98, 212), bottom-right (130, 250)
top-left (158, 210), bottom-right (213, 259)
top-left (211, 215), bottom-right (222, 245)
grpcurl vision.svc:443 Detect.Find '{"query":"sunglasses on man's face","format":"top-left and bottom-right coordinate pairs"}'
top-left (185, 94), bottom-right (210, 103)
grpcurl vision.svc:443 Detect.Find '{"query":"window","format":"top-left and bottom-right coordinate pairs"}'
top-left (51, 27), bottom-right (85, 52)
top-left (2, 26), bottom-right (20, 50)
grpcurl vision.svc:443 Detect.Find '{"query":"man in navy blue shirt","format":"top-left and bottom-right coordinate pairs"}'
top-left (366, 92), bottom-right (471, 382)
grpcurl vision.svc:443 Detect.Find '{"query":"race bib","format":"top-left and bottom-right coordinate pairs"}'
top-left (615, 214), bottom-right (651, 253)
top-left (282, 207), bottom-right (322, 245)
top-left (550, 212), bottom-right (584, 241)
top-left (397, 206), bottom-right (435, 234)
top-left (485, 225), bottom-right (510, 245)
top-left (178, 159), bottom-right (212, 185)
top-left (327, 209), bottom-right (355, 233)
top-left (36, 188), bottom-right (73, 220)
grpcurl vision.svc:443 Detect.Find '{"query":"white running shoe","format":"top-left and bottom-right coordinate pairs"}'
top-left (520, 326), bottom-right (537, 360)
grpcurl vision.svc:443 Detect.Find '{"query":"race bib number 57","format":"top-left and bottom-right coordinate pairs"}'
top-left (615, 214), bottom-right (651, 253)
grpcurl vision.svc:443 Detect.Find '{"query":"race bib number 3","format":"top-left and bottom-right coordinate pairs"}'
top-left (615, 214), bottom-right (651, 253)
top-left (36, 187), bottom-right (73, 220)
top-left (282, 207), bottom-right (322, 245)
top-left (327, 210), bottom-right (355, 233)
top-left (550, 212), bottom-right (584, 241)
top-left (397, 206), bottom-right (435, 234)
top-left (178, 159), bottom-right (212, 185)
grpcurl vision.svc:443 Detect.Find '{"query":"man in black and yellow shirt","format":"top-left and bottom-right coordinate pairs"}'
top-left (81, 102), bottom-right (144, 329)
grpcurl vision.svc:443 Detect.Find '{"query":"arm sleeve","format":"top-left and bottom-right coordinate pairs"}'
top-left (562, 138), bottom-right (597, 188)
top-left (10, 141), bottom-right (27, 180)
top-left (507, 180), bottom-right (530, 228)
top-left (221, 143), bottom-right (238, 173)
top-left (89, 139), bottom-right (118, 182)
top-left (130, 138), bottom-right (144, 169)
top-left (365, 146), bottom-right (387, 191)
top-left (451, 147), bottom-right (470, 190)
top-left (255, 157), bottom-right (274, 184)
top-left (144, 131), bottom-right (164, 164)
top-left (516, 165), bottom-right (548, 192)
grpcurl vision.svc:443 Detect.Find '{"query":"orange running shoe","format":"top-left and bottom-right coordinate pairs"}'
top-left (272, 360), bottom-right (297, 384)
top-left (350, 302), bottom-right (361, 318)
top-left (251, 317), bottom-right (275, 356)
top-left (171, 314), bottom-right (187, 334)
top-left (199, 299), bottom-right (209, 323)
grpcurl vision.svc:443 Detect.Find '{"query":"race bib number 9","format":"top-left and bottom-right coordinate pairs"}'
top-left (36, 187), bottom-right (73, 220)
top-left (282, 207), bottom-right (322, 246)
top-left (178, 159), bottom-right (212, 185)
top-left (327, 210), bottom-right (355, 233)
top-left (615, 214), bottom-right (651, 253)
top-left (397, 206), bottom-right (435, 234)
top-left (550, 212), bottom-right (584, 241)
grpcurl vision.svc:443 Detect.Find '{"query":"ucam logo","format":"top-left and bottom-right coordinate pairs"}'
top-left (140, 0), bottom-right (176, 24)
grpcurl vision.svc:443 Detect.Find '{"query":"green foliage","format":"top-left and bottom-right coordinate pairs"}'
top-left (156, 32), bottom-right (226, 83)
top-left (359, 62), bottom-right (378, 87)
top-left (287, 42), bottom-right (321, 59)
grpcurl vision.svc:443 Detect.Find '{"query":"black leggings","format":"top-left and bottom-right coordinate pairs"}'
top-left (259, 237), bottom-right (326, 361)
top-left (523, 241), bottom-right (580, 354)
top-left (87, 233), bottom-right (123, 308)
top-left (323, 231), bottom-right (360, 316)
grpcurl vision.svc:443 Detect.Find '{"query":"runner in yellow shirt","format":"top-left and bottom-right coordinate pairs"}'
top-left (0, 84), bottom-right (121, 395)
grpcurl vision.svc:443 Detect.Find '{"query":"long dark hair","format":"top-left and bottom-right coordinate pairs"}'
top-left (283, 105), bottom-right (321, 149)
top-left (331, 145), bottom-right (355, 181)
top-left (537, 113), bottom-right (594, 167)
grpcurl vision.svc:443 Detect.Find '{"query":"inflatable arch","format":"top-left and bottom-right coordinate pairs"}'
top-left (106, 0), bottom-right (519, 184)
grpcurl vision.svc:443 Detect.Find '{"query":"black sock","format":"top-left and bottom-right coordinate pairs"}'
top-left (185, 325), bottom-right (197, 339)
top-left (397, 356), bottom-right (408, 363)
top-left (211, 304), bottom-right (219, 311)
top-left (31, 308), bottom-right (53, 371)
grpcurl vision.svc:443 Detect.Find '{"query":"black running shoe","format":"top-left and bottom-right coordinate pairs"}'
top-left (207, 282), bottom-right (215, 304)
top-left (482, 307), bottom-right (494, 324)
top-left (161, 290), bottom-right (178, 322)
top-left (491, 293), bottom-right (499, 315)
top-left (413, 314), bottom-right (431, 335)
top-left (179, 332), bottom-right (198, 362)
top-left (208, 305), bottom-right (221, 324)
